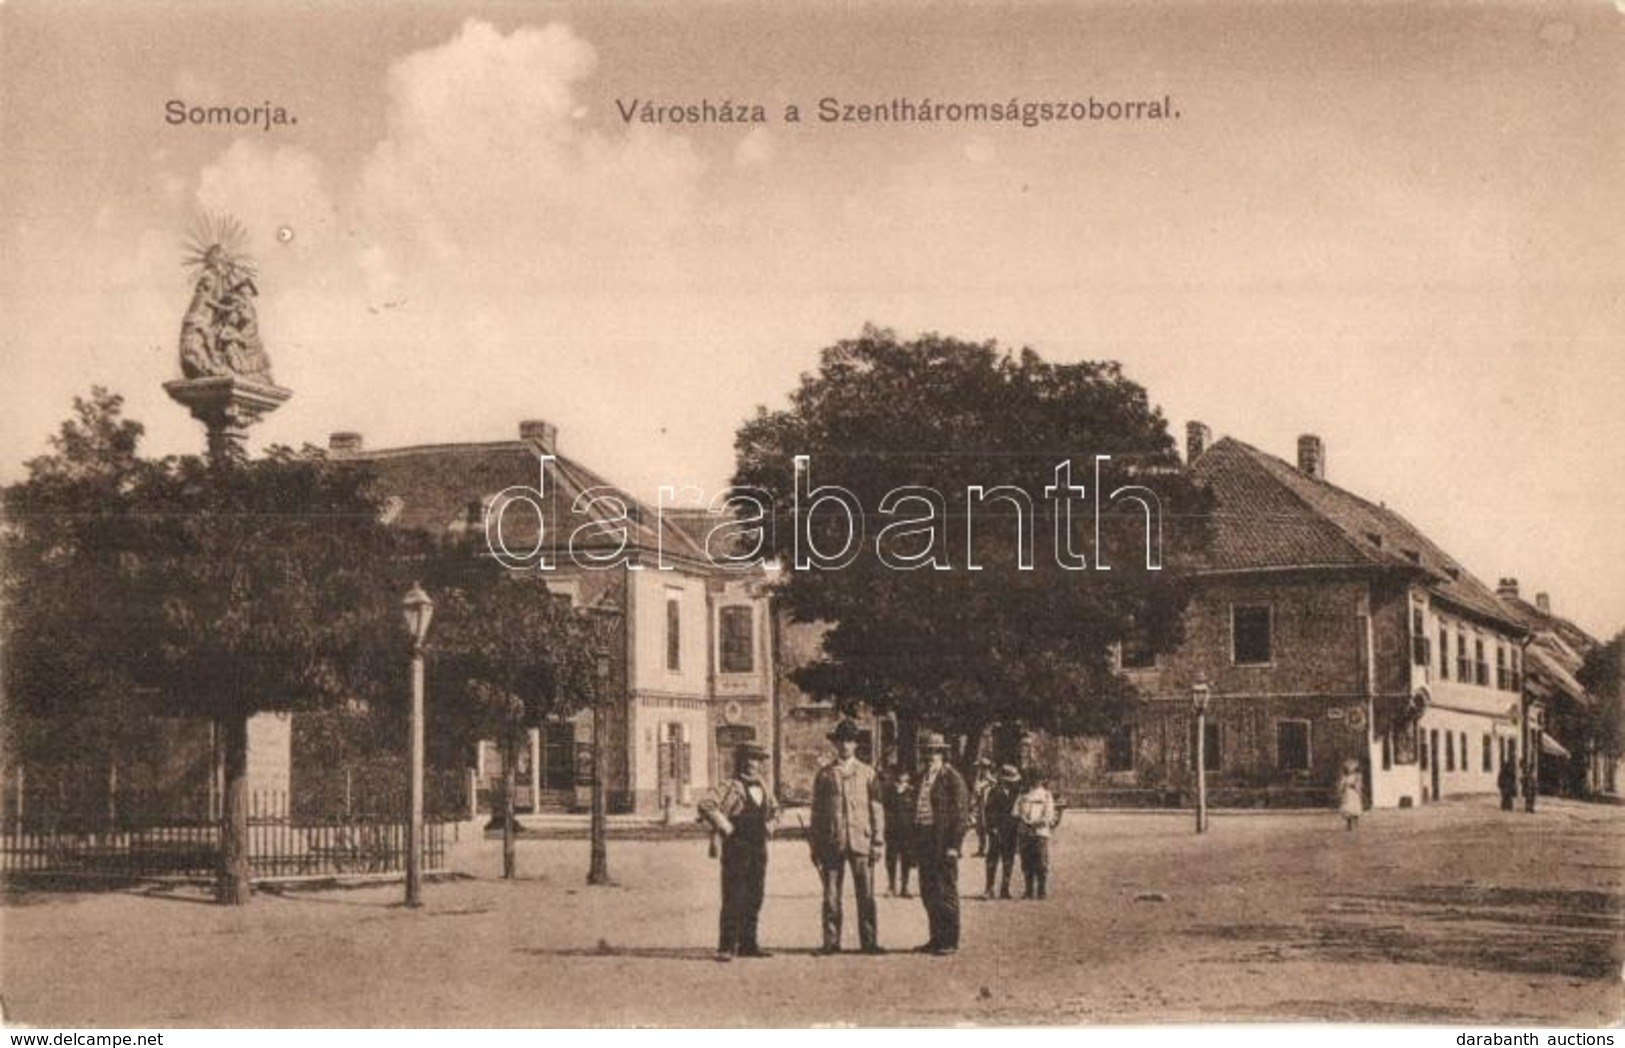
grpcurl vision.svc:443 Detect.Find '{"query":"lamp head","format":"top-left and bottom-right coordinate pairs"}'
top-left (402, 582), bottom-right (434, 646)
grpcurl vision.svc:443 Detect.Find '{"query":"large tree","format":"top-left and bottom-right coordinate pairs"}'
top-left (4, 389), bottom-right (405, 903)
top-left (1578, 631), bottom-right (1625, 789)
top-left (731, 327), bottom-right (1210, 761)
top-left (1, 390), bottom-right (166, 821)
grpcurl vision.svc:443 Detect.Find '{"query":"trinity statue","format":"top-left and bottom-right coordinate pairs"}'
top-left (164, 214), bottom-right (290, 462)
top-left (178, 218), bottom-right (275, 385)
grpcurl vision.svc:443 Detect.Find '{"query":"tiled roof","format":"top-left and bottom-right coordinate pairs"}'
top-left (1193, 438), bottom-right (1523, 631)
top-left (1498, 593), bottom-right (1600, 706)
top-left (344, 440), bottom-right (712, 567)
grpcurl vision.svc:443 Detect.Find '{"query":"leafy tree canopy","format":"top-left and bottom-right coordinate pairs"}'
top-left (731, 327), bottom-right (1211, 744)
top-left (1578, 631), bottom-right (1625, 762)
top-left (2, 389), bottom-right (404, 760)
top-left (417, 549), bottom-right (606, 764)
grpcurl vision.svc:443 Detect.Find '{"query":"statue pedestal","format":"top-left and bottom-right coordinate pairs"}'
top-left (163, 376), bottom-right (292, 462)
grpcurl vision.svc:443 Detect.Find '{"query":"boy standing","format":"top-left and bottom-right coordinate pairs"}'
top-left (883, 767), bottom-right (917, 897)
top-left (1014, 770), bottom-right (1058, 899)
top-left (981, 764), bottom-right (1022, 900)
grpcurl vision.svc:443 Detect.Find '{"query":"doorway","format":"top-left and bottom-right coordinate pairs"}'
top-left (1429, 729), bottom-right (1441, 801)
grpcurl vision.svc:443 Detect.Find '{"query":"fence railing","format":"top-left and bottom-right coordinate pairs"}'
top-left (3, 790), bottom-right (452, 884)
top-left (246, 790), bottom-right (448, 881)
top-left (2, 822), bottom-right (220, 880)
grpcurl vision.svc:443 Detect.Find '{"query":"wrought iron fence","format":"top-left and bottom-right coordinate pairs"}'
top-left (1, 820), bottom-right (220, 880)
top-left (246, 789), bottom-right (448, 881)
top-left (3, 789), bottom-right (452, 884)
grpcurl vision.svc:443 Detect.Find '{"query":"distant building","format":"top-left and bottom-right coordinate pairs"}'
top-left (1495, 581), bottom-right (1603, 796)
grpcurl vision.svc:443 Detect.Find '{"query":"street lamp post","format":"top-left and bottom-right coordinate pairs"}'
top-left (588, 647), bottom-right (612, 885)
top-left (1192, 675), bottom-right (1211, 835)
top-left (585, 595), bottom-right (621, 887)
top-left (401, 582), bottom-right (435, 908)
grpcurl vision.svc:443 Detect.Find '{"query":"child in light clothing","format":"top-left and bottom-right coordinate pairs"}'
top-left (1337, 759), bottom-right (1363, 831)
top-left (1014, 772), bottom-right (1059, 899)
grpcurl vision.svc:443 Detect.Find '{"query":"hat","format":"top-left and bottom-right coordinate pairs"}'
top-left (998, 764), bottom-right (1021, 783)
top-left (735, 742), bottom-right (770, 761)
top-left (919, 732), bottom-right (953, 752)
top-left (1342, 759), bottom-right (1360, 772)
top-left (975, 756), bottom-right (994, 767)
top-left (828, 719), bottom-right (863, 743)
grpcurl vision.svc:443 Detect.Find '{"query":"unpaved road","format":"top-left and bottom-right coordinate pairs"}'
top-left (2, 797), bottom-right (1620, 1027)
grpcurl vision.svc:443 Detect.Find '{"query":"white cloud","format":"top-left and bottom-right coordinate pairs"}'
top-left (355, 19), bottom-right (705, 297)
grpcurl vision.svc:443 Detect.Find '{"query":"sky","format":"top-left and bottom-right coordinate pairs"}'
top-left (2, 1), bottom-right (1622, 638)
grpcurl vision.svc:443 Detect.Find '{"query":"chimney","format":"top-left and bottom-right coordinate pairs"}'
top-left (329, 431), bottom-right (363, 455)
top-left (1536, 592), bottom-right (1551, 615)
top-left (1186, 421), bottom-right (1211, 464)
top-left (1496, 578), bottom-right (1520, 600)
top-left (1297, 434), bottom-right (1325, 480)
top-left (519, 419), bottom-right (558, 454)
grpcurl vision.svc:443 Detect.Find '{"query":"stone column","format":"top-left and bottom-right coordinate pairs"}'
top-left (163, 376), bottom-right (292, 464)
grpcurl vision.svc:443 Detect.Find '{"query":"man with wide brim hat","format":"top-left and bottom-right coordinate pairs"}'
top-left (912, 732), bottom-right (970, 954)
top-left (809, 718), bottom-right (885, 954)
top-left (699, 740), bottom-right (778, 960)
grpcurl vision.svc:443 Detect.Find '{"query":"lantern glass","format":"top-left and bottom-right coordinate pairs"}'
top-left (1191, 678), bottom-right (1211, 713)
top-left (402, 582), bottom-right (435, 645)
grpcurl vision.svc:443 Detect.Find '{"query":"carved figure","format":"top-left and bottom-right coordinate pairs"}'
top-left (177, 218), bottom-right (274, 384)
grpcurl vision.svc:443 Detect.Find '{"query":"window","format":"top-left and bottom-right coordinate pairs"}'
top-left (1276, 720), bottom-right (1310, 772)
top-left (1496, 646), bottom-right (1509, 691)
top-left (1233, 606), bottom-right (1272, 665)
top-left (719, 606), bottom-right (754, 673)
top-left (1474, 639), bottom-right (1489, 686)
top-left (1381, 730), bottom-right (1393, 771)
top-left (665, 593), bottom-right (682, 672)
top-left (1438, 628), bottom-right (1450, 679)
top-left (1482, 734), bottom-right (1492, 772)
top-left (1105, 725), bottom-right (1135, 773)
top-left (1460, 733), bottom-right (1468, 768)
top-left (1190, 720), bottom-right (1222, 771)
top-left (1457, 633), bottom-right (1472, 683)
top-left (1412, 607), bottom-right (1431, 666)
top-left (1419, 726), bottom-right (1429, 769)
top-left (1446, 731), bottom-right (1455, 771)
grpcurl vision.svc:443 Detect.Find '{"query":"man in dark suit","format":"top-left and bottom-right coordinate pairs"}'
top-left (699, 742), bottom-right (778, 961)
top-left (911, 732), bottom-right (971, 955)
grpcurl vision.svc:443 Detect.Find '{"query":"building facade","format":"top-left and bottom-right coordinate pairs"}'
top-left (1053, 427), bottom-right (1533, 809)
top-left (335, 420), bottom-right (775, 816)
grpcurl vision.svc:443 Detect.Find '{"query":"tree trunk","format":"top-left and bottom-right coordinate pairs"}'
top-left (961, 721), bottom-right (988, 775)
top-left (903, 714), bottom-right (919, 771)
top-left (217, 712), bottom-right (252, 905)
top-left (106, 757), bottom-right (119, 831)
top-left (502, 731), bottom-right (518, 880)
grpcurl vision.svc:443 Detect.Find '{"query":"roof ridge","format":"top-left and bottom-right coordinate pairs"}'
top-left (1209, 438), bottom-right (1523, 632)
top-left (1207, 439), bottom-right (1379, 566)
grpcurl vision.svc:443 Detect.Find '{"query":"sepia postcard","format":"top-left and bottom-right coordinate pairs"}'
top-left (1, 0), bottom-right (1622, 1035)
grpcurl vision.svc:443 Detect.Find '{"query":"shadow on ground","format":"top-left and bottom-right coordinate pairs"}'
top-left (1192, 884), bottom-right (1625, 980)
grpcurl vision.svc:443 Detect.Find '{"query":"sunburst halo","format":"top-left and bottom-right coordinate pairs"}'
top-left (180, 211), bottom-right (258, 278)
